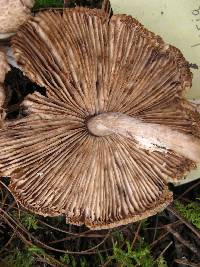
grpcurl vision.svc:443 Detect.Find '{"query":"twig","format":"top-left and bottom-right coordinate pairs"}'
top-left (39, 220), bottom-right (92, 236)
top-left (0, 230), bottom-right (17, 254)
top-left (145, 220), bottom-right (181, 230)
top-left (167, 205), bottom-right (200, 239)
top-left (174, 259), bottom-right (200, 267)
top-left (131, 221), bottom-right (142, 249)
top-left (1, 208), bottom-right (112, 255)
top-left (166, 225), bottom-right (199, 256)
top-left (152, 216), bottom-right (158, 243)
top-left (48, 233), bottom-right (106, 244)
top-left (150, 231), bottom-right (169, 248)
top-left (157, 241), bottom-right (173, 258)
top-left (176, 179), bottom-right (200, 200)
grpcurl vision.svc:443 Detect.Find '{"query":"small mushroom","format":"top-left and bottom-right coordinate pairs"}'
top-left (0, 0), bottom-right (35, 39)
top-left (0, 8), bottom-right (200, 229)
top-left (0, 0), bottom-right (35, 68)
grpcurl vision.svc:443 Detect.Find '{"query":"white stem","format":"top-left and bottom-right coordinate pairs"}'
top-left (87, 112), bottom-right (200, 163)
top-left (0, 33), bottom-right (15, 40)
top-left (0, 45), bottom-right (20, 69)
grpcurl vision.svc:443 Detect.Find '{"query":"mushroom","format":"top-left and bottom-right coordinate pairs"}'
top-left (0, 0), bottom-right (35, 69)
top-left (0, 0), bottom-right (35, 39)
top-left (0, 8), bottom-right (200, 229)
top-left (0, 50), bottom-right (10, 121)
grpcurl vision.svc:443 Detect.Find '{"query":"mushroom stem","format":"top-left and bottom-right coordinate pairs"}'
top-left (87, 112), bottom-right (200, 163)
top-left (0, 50), bottom-right (11, 121)
top-left (0, 45), bottom-right (20, 69)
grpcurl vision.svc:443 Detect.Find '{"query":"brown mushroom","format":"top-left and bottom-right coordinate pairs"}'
top-left (0, 0), bottom-right (35, 39)
top-left (0, 8), bottom-right (200, 229)
top-left (0, 0), bottom-right (34, 68)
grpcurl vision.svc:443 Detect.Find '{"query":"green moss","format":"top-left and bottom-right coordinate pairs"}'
top-left (20, 213), bottom-right (38, 231)
top-left (2, 246), bottom-right (44, 267)
top-left (34, 0), bottom-right (64, 8)
top-left (12, 211), bottom-right (38, 231)
top-left (110, 240), bottom-right (154, 267)
top-left (174, 200), bottom-right (200, 229)
top-left (156, 256), bottom-right (168, 267)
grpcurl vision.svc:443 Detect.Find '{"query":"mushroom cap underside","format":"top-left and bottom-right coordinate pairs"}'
top-left (0, 8), bottom-right (200, 229)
